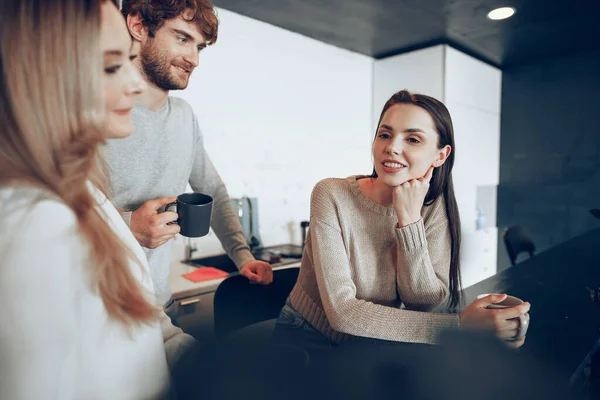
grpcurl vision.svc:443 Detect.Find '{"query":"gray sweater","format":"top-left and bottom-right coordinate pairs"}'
top-left (105, 97), bottom-right (253, 304)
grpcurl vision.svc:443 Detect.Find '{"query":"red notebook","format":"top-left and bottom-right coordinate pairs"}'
top-left (182, 267), bottom-right (229, 283)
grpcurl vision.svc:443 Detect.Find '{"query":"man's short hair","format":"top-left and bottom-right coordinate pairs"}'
top-left (122, 0), bottom-right (219, 44)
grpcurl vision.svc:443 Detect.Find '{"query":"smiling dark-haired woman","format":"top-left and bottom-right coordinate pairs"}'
top-left (273, 90), bottom-right (531, 351)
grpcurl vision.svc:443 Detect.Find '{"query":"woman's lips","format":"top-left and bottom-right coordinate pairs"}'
top-left (382, 164), bottom-right (405, 173)
top-left (114, 108), bottom-right (132, 116)
top-left (381, 160), bottom-right (407, 173)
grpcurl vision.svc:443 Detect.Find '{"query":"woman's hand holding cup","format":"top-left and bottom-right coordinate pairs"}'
top-left (459, 293), bottom-right (531, 349)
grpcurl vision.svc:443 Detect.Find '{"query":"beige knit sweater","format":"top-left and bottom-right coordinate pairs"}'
top-left (289, 176), bottom-right (460, 345)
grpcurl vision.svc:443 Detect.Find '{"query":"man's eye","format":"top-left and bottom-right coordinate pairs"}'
top-left (177, 37), bottom-right (187, 43)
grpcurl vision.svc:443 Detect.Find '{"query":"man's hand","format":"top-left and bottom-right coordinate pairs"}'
top-left (239, 260), bottom-right (273, 285)
top-left (130, 197), bottom-right (180, 249)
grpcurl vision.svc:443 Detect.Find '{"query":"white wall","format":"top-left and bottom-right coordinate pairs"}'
top-left (444, 47), bottom-right (501, 288)
top-left (372, 45), bottom-right (502, 288)
top-left (172, 8), bottom-right (373, 257)
top-left (169, 10), bottom-right (502, 290)
top-left (372, 46), bottom-right (445, 129)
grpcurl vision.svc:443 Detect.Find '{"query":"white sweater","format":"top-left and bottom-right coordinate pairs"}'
top-left (0, 184), bottom-right (196, 399)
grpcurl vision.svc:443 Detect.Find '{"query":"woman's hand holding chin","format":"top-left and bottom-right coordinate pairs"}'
top-left (392, 165), bottom-right (434, 228)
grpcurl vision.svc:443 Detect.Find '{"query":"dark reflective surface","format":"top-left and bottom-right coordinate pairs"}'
top-left (464, 228), bottom-right (600, 381)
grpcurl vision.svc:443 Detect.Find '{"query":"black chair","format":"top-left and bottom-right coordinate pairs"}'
top-left (213, 266), bottom-right (300, 338)
top-left (503, 225), bottom-right (536, 266)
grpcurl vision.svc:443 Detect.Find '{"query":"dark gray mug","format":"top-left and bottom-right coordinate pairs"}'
top-left (165, 193), bottom-right (213, 238)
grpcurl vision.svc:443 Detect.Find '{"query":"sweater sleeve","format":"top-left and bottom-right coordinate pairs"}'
top-left (159, 311), bottom-right (199, 370)
top-left (308, 181), bottom-right (459, 344)
top-left (188, 114), bottom-right (254, 269)
top-left (0, 199), bottom-right (80, 399)
top-left (394, 196), bottom-right (452, 311)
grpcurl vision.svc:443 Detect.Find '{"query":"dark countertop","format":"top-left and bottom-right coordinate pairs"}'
top-left (463, 228), bottom-right (600, 380)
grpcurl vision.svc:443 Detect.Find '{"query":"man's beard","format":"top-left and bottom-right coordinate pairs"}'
top-left (140, 40), bottom-right (189, 91)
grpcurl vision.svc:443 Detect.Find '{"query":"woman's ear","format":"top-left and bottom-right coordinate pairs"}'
top-left (433, 145), bottom-right (451, 167)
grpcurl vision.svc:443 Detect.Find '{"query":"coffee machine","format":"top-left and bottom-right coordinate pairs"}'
top-left (230, 197), bottom-right (262, 251)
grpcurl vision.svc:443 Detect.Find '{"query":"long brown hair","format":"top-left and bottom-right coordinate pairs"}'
top-left (0, 0), bottom-right (159, 325)
top-left (372, 90), bottom-right (462, 308)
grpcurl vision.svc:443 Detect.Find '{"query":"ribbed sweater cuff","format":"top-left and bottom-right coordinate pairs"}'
top-left (438, 313), bottom-right (461, 330)
top-left (395, 218), bottom-right (427, 253)
top-left (429, 313), bottom-right (462, 343)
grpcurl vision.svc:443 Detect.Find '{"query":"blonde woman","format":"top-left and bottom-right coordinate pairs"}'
top-left (0, 0), bottom-right (194, 398)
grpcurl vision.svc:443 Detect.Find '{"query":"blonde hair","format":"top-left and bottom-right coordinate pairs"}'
top-left (0, 0), bottom-right (159, 325)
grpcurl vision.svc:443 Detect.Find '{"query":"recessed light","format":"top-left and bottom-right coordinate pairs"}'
top-left (487, 7), bottom-right (516, 20)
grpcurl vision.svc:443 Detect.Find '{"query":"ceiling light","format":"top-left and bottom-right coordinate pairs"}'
top-left (487, 7), bottom-right (516, 20)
